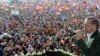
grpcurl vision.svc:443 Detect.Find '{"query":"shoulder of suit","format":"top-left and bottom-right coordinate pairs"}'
top-left (92, 30), bottom-right (100, 37)
top-left (94, 30), bottom-right (100, 41)
top-left (97, 30), bottom-right (100, 37)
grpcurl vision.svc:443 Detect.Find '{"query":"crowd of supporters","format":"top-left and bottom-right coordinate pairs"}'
top-left (0, 1), bottom-right (100, 56)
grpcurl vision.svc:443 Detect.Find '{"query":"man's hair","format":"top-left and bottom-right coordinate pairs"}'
top-left (86, 16), bottom-right (99, 29)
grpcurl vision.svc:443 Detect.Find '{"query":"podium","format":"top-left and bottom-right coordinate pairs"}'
top-left (45, 51), bottom-right (62, 56)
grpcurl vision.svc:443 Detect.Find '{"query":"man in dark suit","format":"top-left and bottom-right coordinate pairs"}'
top-left (0, 45), bottom-right (4, 56)
top-left (76, 16), bottom-right (100, 56)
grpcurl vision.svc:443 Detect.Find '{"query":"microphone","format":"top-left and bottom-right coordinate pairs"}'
top-left (68, 30), bottom-right (85, 36)
top-left (68, 31), bottom-right (76, 36)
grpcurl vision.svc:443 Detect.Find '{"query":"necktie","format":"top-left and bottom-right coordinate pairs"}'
top-left (86, 38), bottom-right (94, 48)
top-left (83, 35), bottom-right (94, 48)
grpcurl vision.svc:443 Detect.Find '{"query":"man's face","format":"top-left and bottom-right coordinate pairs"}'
top-left (84, 19), bottom-right (95, 33)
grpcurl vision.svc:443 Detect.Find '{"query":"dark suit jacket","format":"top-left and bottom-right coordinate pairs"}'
top-left (0, 48), bottom-right (3, 56)
top-left (77, 30), bottom-right (100, 56)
